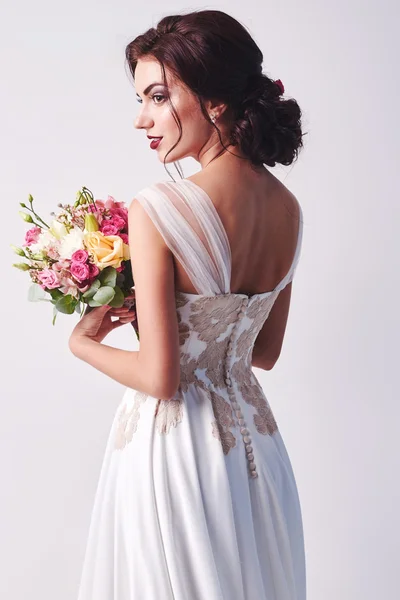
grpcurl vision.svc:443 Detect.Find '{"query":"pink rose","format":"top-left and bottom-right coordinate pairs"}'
top-left (100, 222), bottom-right (119, 236)
top-left (88, 263), bottom-right (99, 278)
top-left (71, 249), bottom-right (89, 263)
top-left (24, 226), bottom-right (41, 247)
top-left (109, 215), bottom-right (126, 231)
top-left (37, 268), bottom-right (61, 289)
top-left (70, 262), bottom-right (90, 282)
top-left (120, 233), bottom-right (129, 244)
top-left (110, 207), bottom-right (128, 225)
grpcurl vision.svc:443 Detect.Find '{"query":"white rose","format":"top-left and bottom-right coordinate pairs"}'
top-left (59, 228), bottom-right (85, 260)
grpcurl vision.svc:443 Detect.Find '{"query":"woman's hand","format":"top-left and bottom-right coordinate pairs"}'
top-left (69, 293), bottom-right (137, 352)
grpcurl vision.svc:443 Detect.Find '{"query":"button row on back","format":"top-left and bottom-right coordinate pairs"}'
top-left (223, 296), bottom-right (257, 479)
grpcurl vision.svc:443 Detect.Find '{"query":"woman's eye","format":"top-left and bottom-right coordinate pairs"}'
top-left (135, 94), bottom-right (165, 105)
top-left (151, 94), bottom-right (165, 104)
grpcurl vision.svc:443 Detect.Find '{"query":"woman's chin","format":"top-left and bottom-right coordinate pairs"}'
top-left (157, 153), bottom-right (177, 164)
top-left (154, 146), bottom-right (187, 164)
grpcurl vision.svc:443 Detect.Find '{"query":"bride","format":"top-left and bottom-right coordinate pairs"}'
top-left (70, 9), bottom-right (307, 600)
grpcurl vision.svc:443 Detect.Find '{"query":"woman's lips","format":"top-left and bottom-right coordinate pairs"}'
top-left (149, 137), bottom-right (162, 149)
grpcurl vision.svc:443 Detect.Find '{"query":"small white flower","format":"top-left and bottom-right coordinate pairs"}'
top-left (29, 229), bottom-right (59, 253)
top-left (49, 219), bottom-right (68, 240)
top-left (59, 228), bottom-right (85, 260)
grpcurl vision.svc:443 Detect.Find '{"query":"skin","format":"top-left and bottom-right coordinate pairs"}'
top-left (69, 57), bottom-right (299, 397)
top-left (132, 56), bottom-right (251, 168)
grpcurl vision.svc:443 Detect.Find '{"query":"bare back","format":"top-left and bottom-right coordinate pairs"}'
top-left (173, 166), bottom-right (301, 296)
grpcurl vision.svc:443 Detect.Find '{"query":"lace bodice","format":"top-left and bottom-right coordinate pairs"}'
top-left (134, 178), bottom-right (304, 478)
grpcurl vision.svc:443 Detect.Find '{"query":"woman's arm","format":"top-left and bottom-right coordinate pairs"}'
top-left (68, 193), bottom-right (182, 401)
top-left (251, 282), bottom-right (293, 370)
top-left (69, 337), bottom-right (173, 400)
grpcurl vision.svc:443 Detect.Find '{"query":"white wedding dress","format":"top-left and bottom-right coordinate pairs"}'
top-left (76, 178), bottom-right (306, 600)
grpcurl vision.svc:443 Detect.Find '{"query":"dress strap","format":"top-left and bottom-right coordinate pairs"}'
top-left (134, 180), bottom-right (231, 295)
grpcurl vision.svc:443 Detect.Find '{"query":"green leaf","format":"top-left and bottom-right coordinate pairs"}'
top-left (98, 266), bottom-right (117, 288)
top-left (28, 283), bottom-right (47, 302)
top-left (55, 294), bottom-right (77, 314)
top-left (87, 298), bottom-right (104, 307)
top-left (49, 288), bottom-right (64, 301)
top-left (108, 286), bottom-right (124, 307)
top-left (82, 279), bottom-right (101, 299)
top-left (92, 286), bottom-right (115, 305)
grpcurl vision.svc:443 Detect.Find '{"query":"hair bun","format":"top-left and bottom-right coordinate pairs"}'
top-left (243, 73), bottom-right (284, 101)
top-left (232, 73), bottom-right (303, 167)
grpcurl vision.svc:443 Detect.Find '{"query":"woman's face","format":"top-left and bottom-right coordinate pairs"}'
top-left (133, 57), bottom-right (224, 166)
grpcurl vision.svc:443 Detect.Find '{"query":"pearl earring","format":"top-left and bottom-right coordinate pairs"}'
top-left (210, 113), bottom-right (217, 123)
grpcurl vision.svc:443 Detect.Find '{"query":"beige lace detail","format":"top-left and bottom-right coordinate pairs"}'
top-left (175, 293), bottom-right (242, 454)
top-left (176, 292), bottom-right (191, 346)
top-left (211, 419), bottom-right (237, 455)
top-left (232, 296), bottom-right (278, 436)
top-left (185, 294), bottom-right (241, 389)
top-left (114, 391), bottom-right (148, 450)
top-left (232, 356), bottom-right (278, 435)
top-left (154, 398), bottom-right (184, 434)
top-left (189, 295), bottom-right (240, 341)
top-left (207, 385), bottom-right (237, 455)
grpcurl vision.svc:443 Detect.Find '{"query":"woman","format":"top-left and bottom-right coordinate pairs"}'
top-left (69, 9), bottom-right (307, 600)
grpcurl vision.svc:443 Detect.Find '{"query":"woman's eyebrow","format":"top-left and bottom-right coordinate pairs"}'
top-left (135, 82), bottom-right (164, 98)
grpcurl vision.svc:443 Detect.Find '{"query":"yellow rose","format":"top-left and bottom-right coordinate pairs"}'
top-left (84, 231), bottom-right (130, 269)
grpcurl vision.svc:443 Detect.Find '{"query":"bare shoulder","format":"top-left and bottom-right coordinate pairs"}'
top-left (185, 168), bottom-right (300, 219)
top-left (184, 172), bottom-right (224, 200)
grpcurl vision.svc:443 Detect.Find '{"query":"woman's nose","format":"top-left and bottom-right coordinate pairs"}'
top-left (134, 110), bottom-right (153, 130)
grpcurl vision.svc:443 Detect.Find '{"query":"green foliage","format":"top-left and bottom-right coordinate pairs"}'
top-left (82, 279), bottom-right (101, 299)
top-left (98, 266), bottom-right (117, 288)
top-left (92, 285), bottom-right (115, 305)
top-left (55, 294), bottom-right (78, 314)
top-left (108, 286), bottom-right (124, 307)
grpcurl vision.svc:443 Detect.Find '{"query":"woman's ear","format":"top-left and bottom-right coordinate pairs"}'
top-left (206, 98), bottom-right (228, 120)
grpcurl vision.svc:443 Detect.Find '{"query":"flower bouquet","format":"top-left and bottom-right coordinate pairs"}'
top-left (11, 186), bottom-right (137, 335)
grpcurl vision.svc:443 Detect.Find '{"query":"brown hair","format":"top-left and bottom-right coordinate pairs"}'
top-left (125, 9), bottom-right (306, 178)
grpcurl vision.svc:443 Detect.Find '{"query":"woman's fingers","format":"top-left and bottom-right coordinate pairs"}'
top-left (109, 306), bottom-right (136, 316)
top-left (112, 314), bottom-right (137, 328)
top-left (108, 291), bottom-right (137, 327)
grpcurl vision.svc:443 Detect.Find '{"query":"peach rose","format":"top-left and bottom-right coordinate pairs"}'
top-left (84, 231), bottom-right (130, 270)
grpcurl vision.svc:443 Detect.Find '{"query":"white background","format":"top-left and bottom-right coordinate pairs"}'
top-left (1, 1), bottom-right (399, 598)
